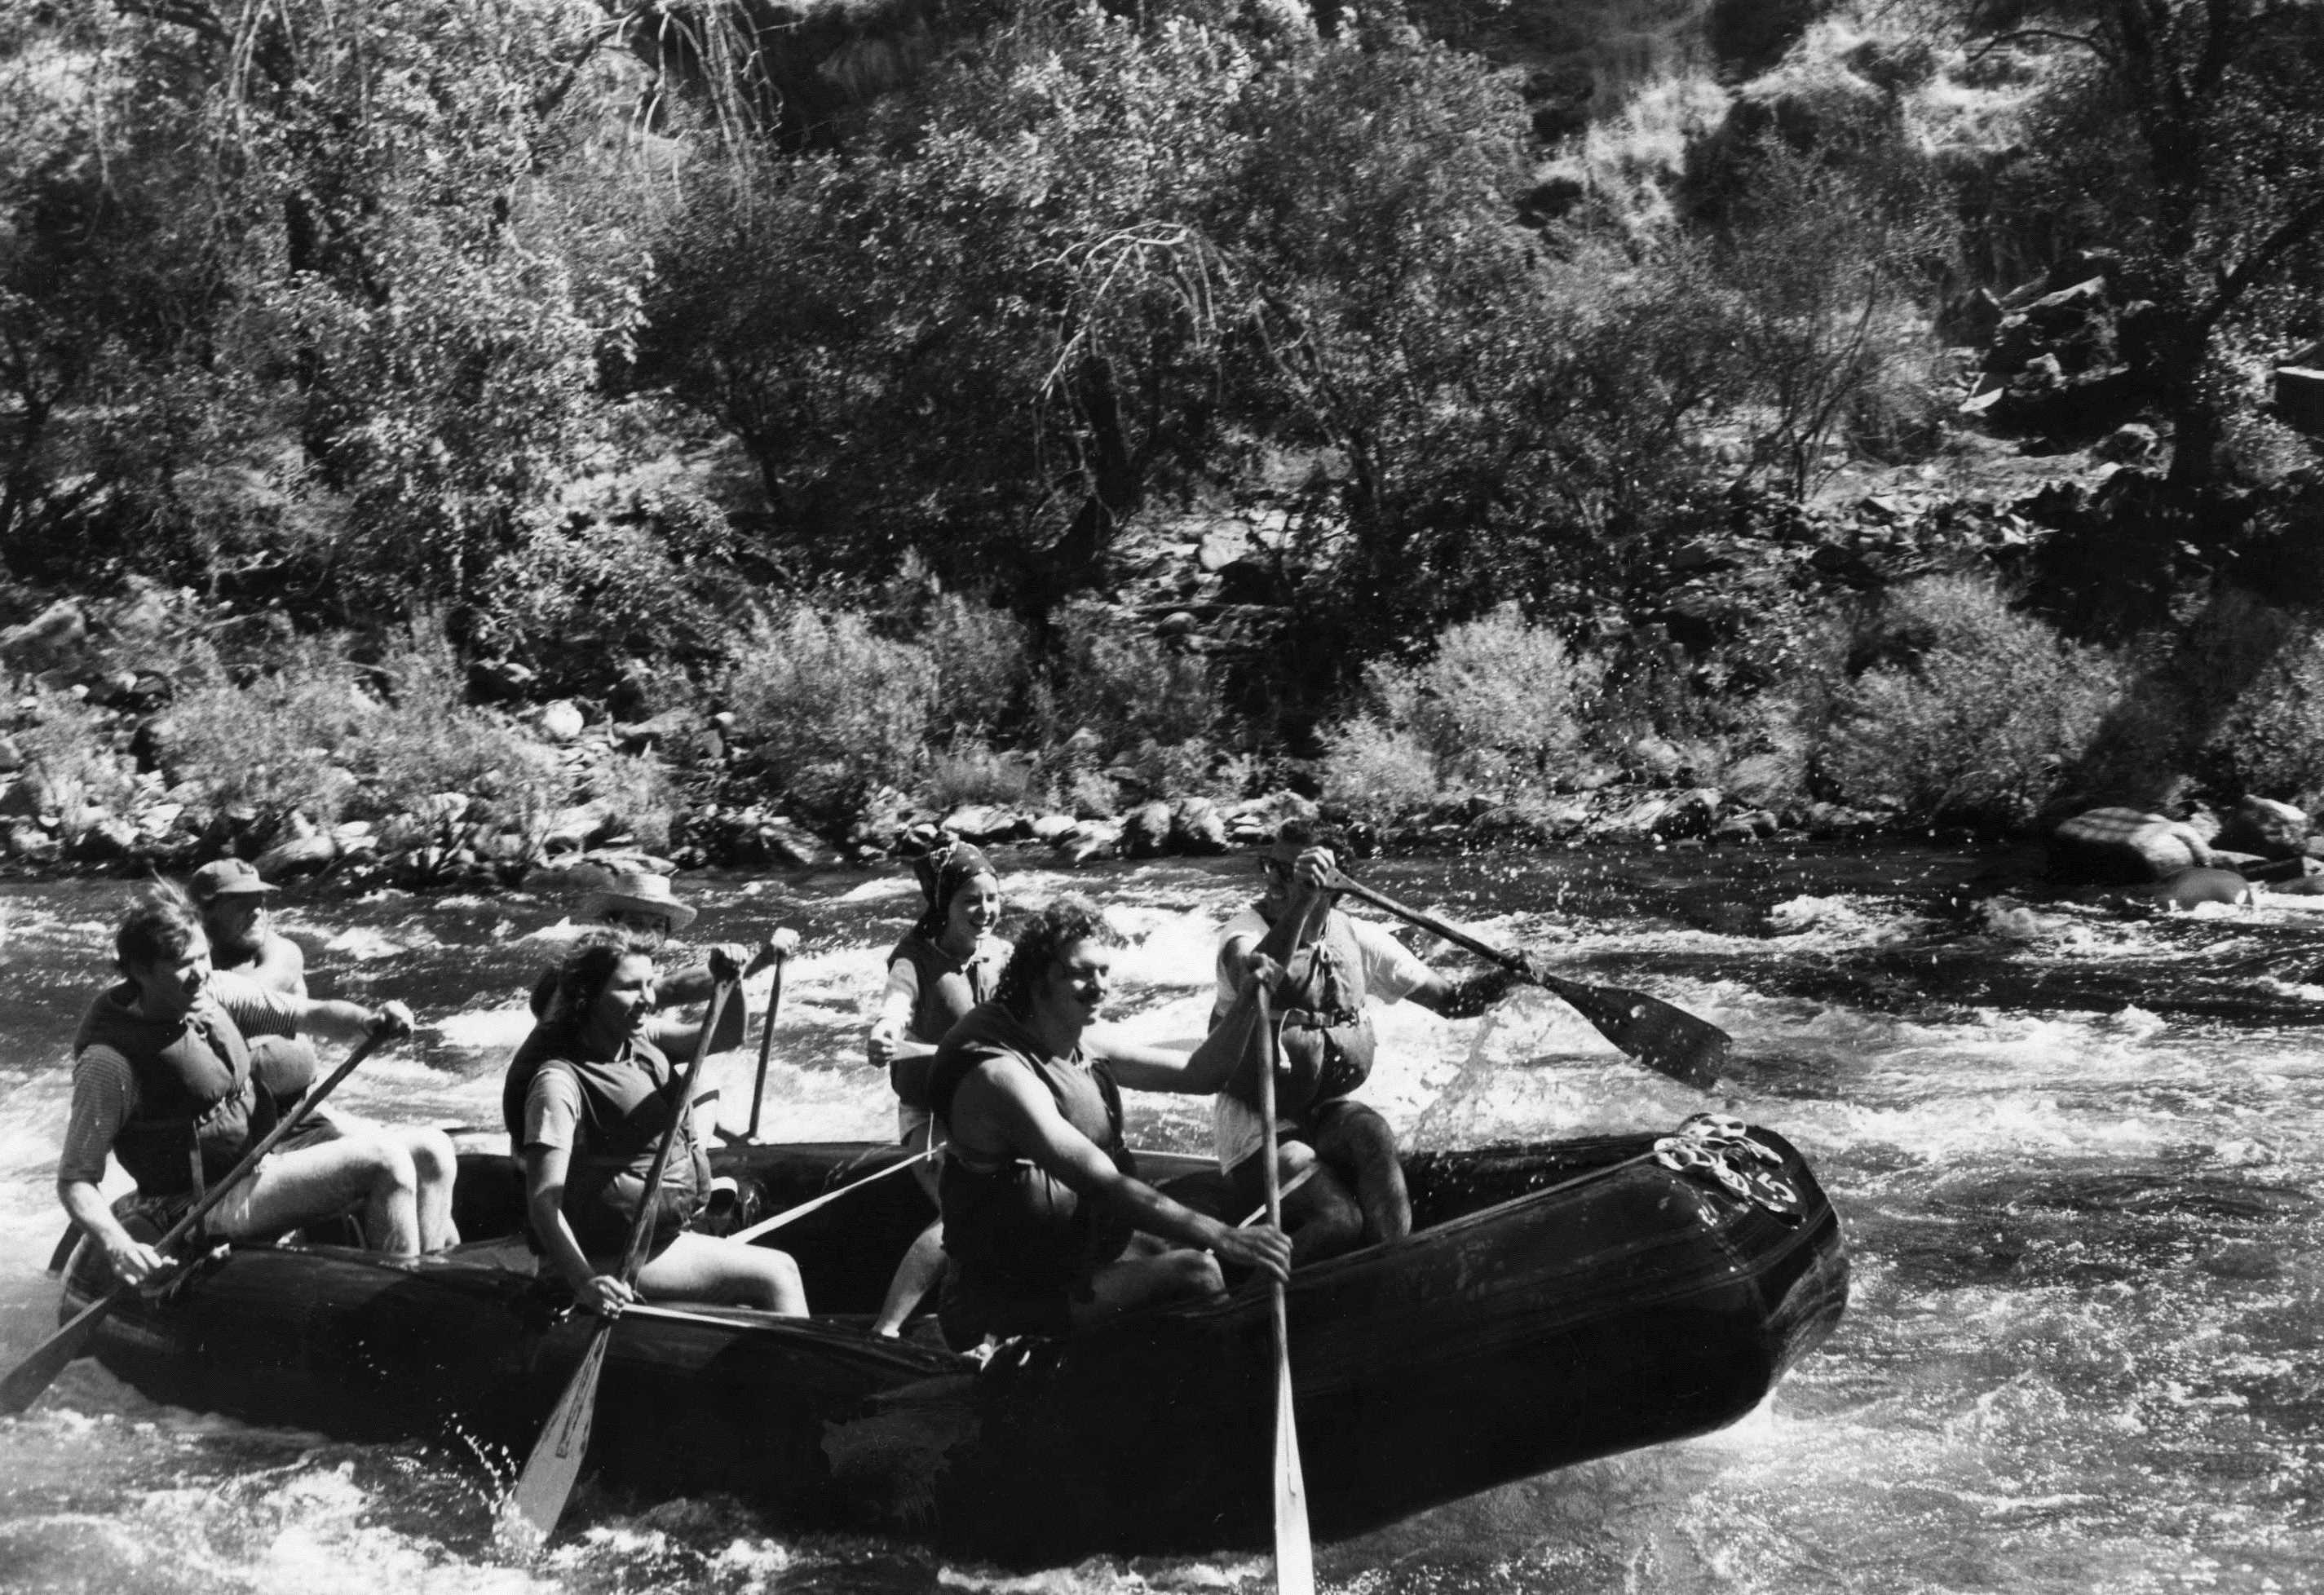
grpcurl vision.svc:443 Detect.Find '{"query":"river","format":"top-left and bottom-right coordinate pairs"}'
top-left (0, 843), bottom-right (2317, 1594)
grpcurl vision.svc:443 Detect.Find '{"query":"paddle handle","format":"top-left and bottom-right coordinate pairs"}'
top-left (616, 979), bottom-right (735, 1286)
top-left (1253, 986), bottom-right (1285, 1227)
top-left (744, 957), bottom-right (784, 1141)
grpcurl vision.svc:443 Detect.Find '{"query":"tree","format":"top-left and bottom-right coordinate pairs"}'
top-left (1971, 0), bottom-right (2324, 484)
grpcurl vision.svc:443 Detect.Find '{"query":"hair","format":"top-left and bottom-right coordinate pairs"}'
top-left (115, 884), bottom-right (202, 973)
top-left (993, 895), bottom-right (1122, 1014)
top-left (1270, 817), bottom-right (1346, 855)
top-left (546, 929), bottom-right (655, 1034)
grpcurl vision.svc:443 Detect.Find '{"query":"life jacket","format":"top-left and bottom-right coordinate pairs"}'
top-left (510, 1028), bottom-right (709, 1258)
top-left (1222, 907), bottom-right (1376, 1119)
top-left (886, 930), bottom-right (1005, 1110)
top-left (73, 983), bottom-right (272, 1200)
top-left (927, 1003), bottom-right (1138, 1298)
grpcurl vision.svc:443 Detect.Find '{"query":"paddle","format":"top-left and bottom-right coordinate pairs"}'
top-left (494, 977), bottom-right (736, 1559)
top-left (0, 1030), bottom-right (394, 1417)
top-left (743, 952), bottom-right (787, 1141)
top-left (1252, 985), bottom-right (1315, 1595)
top-left (1320, 867), bottom-right (1728, 1089)
top-left (728, 1146), bottom-right (936, 1244)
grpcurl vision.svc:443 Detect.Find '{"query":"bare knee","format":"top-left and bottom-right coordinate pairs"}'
top-left (1169, 1248), bottom-right (1226, 1300)
top-left (358, 1137), bottom-right (420, 1195)
top-left (404, 1128), bottom-right (457, 1183)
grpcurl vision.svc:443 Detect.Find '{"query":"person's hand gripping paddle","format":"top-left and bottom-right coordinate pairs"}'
top-left (0, 1029), bottom-right (397, 1416)
top-left (494, 978), bottom-right (736, 1558)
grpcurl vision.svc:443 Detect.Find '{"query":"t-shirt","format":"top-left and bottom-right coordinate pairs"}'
top-left (1209, 905), bottom-right (1431, 1027)
top-left (59, 973), bottom-right (304, 1187)
top-left (521, 1061), bottom-right (589, 1155)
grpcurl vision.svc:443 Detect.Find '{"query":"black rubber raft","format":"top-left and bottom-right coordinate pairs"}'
top-left (59, 1120), bottom-right (1848, 1565)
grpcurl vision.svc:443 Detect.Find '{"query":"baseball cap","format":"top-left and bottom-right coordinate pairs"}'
top-left (190, 859), bottom-right (278, 905)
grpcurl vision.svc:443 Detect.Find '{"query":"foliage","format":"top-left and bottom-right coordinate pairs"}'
top-left (1315, 714), bottom-right (1443, 824)
top-left (1034, 599), bottom-right (1225, 758)
top-left (1814, 574), bottom-right (2123, 826)
top-left (724, 603), bottom-right (937, 825)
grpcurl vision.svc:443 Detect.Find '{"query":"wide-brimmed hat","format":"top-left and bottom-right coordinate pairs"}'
top-left (579, 869), bottom-right (697, 933)
top-left (190, 858), bottom-right (277, 905)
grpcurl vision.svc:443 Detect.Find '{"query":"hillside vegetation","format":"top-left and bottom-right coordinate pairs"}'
top-left (2, 0), bottom-right (2323, 877)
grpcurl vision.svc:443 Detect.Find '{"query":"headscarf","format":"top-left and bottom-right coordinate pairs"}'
top-left (911, 836), bottom-right (996, 940)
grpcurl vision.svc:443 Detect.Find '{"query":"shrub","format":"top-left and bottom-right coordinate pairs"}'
top-left (1036, 599), bottom-right (1225, 757)
top-left (13, 687), bottom-right (139, 836)
top-left (1814, 576), bottom-right (2123, 828)
top-left (1363, 603), bottom-right (1603, 796)
top-left (339, 625), bottom-right (565, 834)
top-left (2194, 613), bottom-right (2324, 805)
top-left (157, 640), bottom-right (373, 823)
top-left (1315, 715), bottom-right (1443, 823)
top-left (726, 603), bottom-right (937, 826)
top-left (918, 593), bottom-right (1034, 746)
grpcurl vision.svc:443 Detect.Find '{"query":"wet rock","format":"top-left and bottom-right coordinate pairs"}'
top-left (1030, 813), bottom-right (1077, 846)
top-left (73, 815), bottom-right (139, 861)
top-left (941, 805), bottom-right (1031, 844)
top-left (1222, 790), bottom-right (1318, 845)
top-left (2049, 806), bottom-right (2216, 883)
top-left (1169, 796), bottom-right (1227, 854)
top-left (257, 831), bottom-right (338, 881)
top-left (1054, 820), bottom-right (1122, 866)
top-left (2215, 794), bottom-right (2308, 859)
top-left (1120, 800), bottom-right (1174, 859)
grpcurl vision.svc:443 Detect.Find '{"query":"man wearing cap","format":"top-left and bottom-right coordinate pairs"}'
top-left (528, 868), bottom-right (797, 1057)
top-left (191, 859), bottom-right (307, 998)
top-left (1209, 820), bottom-right (1531, 1261)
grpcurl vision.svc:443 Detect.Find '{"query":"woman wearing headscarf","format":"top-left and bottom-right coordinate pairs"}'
top-left (864, 837), bottom-right (1005, 1336)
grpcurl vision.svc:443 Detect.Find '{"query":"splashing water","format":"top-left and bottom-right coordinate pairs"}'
top-left (1, 845), bottom-right (2320, 1593)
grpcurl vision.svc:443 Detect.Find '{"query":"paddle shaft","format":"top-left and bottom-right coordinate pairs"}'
top-left (1253, 987), bottom-right (1316, 1595)
top-left (497, 978), bottom-right (736, 1557)
top-left (744, 955), bottom-right (786, 1141)
top-left (0, 1029), bottom-right (391, 1416)
top-left (1323, 869), bottom-right (1726, 1087)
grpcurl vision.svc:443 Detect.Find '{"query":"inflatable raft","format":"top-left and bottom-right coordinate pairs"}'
top-left (55, 1116), bottom-right (1846, 1564)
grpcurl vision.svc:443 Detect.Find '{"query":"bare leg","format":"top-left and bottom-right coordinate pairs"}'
top-left (395, 1126), bottom-right (461, 1251)
top-left (214, 1133), bottom-right (422, 1253)
top-left (874, 1221), bottom-right (947, 1337)
top-left (872, 1120), bottom-right (945, 1337)
top-left (1227, 1139), bottom-right (1362, 1263)
top-left (1312, 1101), bottom-right (1410, 1244)
top-left (1067, 1246), bottom-right (1225, 1331)
top-left (633, 1232), bottom-right (807, 1314)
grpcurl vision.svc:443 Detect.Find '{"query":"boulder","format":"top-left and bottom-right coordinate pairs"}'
top-left (758, 816), bottom-right (838, 868)
top-left (1168, 796), bottom-right (1227, 855)
top-left (2049, 806), bottom-right (2216, 884)
top-left (2214, 794), bottom-right (2309, 859)
top-left (1223, 790), bottom-right (1319, 845)
top-left (466, 657), bottom-right (537, 702)
top-left (1054, 820), bottom-right (1122, 867)
top-left (0, 602), bottom-right (89, 675)
top-left (545, 799), bottom-right (621, 853)
top-left (2147, 867), bottom-right (2255, 908)
top-left (1030, 813), bottom-right (1078, 846)
top-left (1120, 800), bottom-right (1174, 859)
top-left (539, 700), bottom-right (586, 742)
top-left (7, 820), bottom-right (58, 864)
top-left (941, 804), bottom-right (1032, 844)
top-left (256, 830), bottom-right (339, 881)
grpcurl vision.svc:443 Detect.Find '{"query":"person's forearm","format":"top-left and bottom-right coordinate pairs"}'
top-left (1102, 1175), bottom-right (1230, 1254)
top-left (1430, 966), bottom-right (1528, 1019)
top-left (660, 963), bottom-right (714, 1007)
top-left (528, 1190), bottom-right (599, 1292)
top-left (292, 997), bottom-right (378, 1045)
top-left (60, 1179), bottom-right (136, 1253)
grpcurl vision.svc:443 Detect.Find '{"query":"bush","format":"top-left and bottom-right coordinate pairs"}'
top-left (726, 603), bottom-right (937, 826)
top-left (157, 641), bottom-right (373, 823)
top-left (13, 686), bottom-right (139, 837)
top-left (1814, 576), bottom-right (2123, 828)
top-left (1036, 599), bottom-right (1225, 758)
top-left (918, 592), bottom-right (1034, 746)
top-left (1315, 715), bottom-right (1443, 823)
top-left (1362, 603), bottom-right (1602, 797)
top-left (2194, 612), bottom-right (2324, 806)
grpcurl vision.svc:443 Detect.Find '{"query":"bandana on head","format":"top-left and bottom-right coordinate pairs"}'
top-left (912, 837), bottom-right (996, 939)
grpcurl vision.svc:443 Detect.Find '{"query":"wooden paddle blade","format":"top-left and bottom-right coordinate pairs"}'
top-left (1534, 972), bottom-right (1727, 1087)
top-left (495, 1323), bottom-right (613, 1558)
top-left (1271, 1296), bottom-right (1315, 1595)
top-left (0, 1287), bottom-right (124, 1416)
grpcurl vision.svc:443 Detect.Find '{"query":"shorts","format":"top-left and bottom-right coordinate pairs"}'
top-left (936, 1261), bottom-right (1075, 1351)
top-left (1212, 1094), bottom-right (1313, 1174)
top-left (899, 1101), bottom-right (934, 1145)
